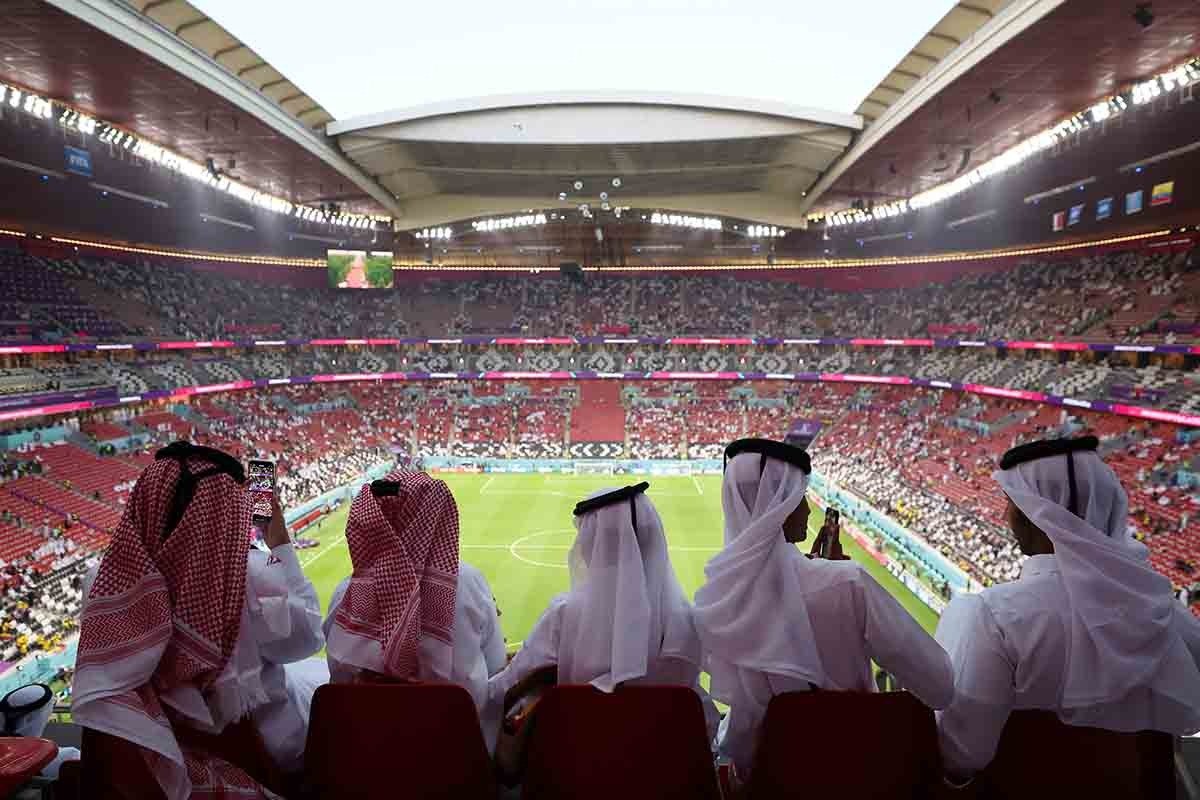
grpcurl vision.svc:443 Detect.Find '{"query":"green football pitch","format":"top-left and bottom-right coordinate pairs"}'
top-left (297, 473), bottom-right (940, 646)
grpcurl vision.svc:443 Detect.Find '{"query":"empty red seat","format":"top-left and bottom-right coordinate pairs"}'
top-left (979, 710), bottom-right (1175, 799)
top-left (0, 736), bottom-right (57, 797)
top-left (304, 682), bottom-right (497, 800)
top-left (749, 691), bottom-right (938, 800)
top-left (522, 684), bottom-right (719, 800)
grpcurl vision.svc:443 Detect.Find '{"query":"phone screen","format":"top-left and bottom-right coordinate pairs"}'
top-left (247, 459), bottom-right (276, 542)
top-left (821, 508), bottom-right (840, 558)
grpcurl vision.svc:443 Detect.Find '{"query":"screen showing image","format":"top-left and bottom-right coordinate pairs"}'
top-left (1068, 204), bottom-right (1083, 227)
top-left (1151, 181), bottom-right (1174, 207)
top-left (246, 460), bottom-right (276, 543)
top-left (327, 250), bottom-right (394, 289)
top-left (1097, 197), bottom-right (1113, 220)
top-left (1125, 190), bottom-right (1144, 215)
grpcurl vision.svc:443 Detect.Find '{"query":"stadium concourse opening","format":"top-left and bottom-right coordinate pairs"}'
top-left (2, 0), bottom-right (1200, 796)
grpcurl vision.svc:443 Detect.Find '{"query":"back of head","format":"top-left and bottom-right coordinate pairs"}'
top-left (328, 469), bottom-right (460, 681)
top-left (560, 484), bottom-right (694, 690)
top-left (995, 437), bottom-right (1200, 727)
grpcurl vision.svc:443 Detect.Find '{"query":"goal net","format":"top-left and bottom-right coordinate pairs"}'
top-left (571, 461), bottom-right (618, 475)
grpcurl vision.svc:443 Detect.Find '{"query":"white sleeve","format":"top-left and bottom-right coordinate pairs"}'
top-left (934, 593), bottom-right (1015, 778)
top-left (487, 597), bottom-right (564, 706)
top-left (247, 545), bottom-right (324, 665)
top-left (479, 587), bottom-right (507, 677)
top-left (323, 577), bottom-right (350, 644)
top-left (858, 569), bottom-right (954, 710)
top-left (1172, 605), bottom-right (1200, 670)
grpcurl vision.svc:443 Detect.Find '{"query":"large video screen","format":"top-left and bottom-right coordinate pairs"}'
top-left (327, 250), bottom-right (393, 289)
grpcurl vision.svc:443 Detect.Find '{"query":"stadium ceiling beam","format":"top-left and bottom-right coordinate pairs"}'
top-left (45, 0), bottom-right (402, 217)
top-left (797, 0), bottom-right (1066, 217)
top-left (278, 92), bottom-right (305, 105)
top-left (174, 17), bottom-right (211, 37)
top-left (212, 43), bottom-right (245, 59)
top-left (959, 4), bottom-right (995, 20)
top-left (926, 31), bottom-right (962, 46)
top-left (876, 84), bottom-right (907, 95)
top-left (140, 0), bottom-right (174, 12)
top-left (260, 78), bottom-right (290, 92)
top-left (893, 69), bottom-right (925, 81)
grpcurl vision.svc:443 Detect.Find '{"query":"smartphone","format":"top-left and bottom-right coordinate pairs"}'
top-left (820, 508), bottom-right (840, 558)
top-left (247, 459), bottom-right (276, 543)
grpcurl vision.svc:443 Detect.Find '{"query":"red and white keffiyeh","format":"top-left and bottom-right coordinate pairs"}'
top-left (327, 470), bottom-right (460, 681)
top-left (72, 452), bottom-right (273, 799)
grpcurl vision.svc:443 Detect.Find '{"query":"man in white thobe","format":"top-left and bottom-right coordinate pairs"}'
top-left (489, 483), bottom-right (719, 738)
top-left (936, 435), bottom-right (1200, 784)
top-left (693, 438), bottom-right (954, 781)
top-left (324, 560), bottom-right (506, 748)
top-left (322, 471), bottom-right (506, 750)
top-left (80, 493), bottom-right (325, 776)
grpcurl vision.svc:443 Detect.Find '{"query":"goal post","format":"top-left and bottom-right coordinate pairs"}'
top-left (570, 461), bottom-right (618, 475)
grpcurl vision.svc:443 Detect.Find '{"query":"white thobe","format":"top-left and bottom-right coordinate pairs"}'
top-left (245, 544), bottom-right (325, 773)
top-left (80, 544), bottom-right (324, 774)
top-left (715, 559), bottom-right (954, 777)
top-left (324, 561), bottom-right (506, 748)
top-left (936, 554), bottom-right (1200, 776)
top-left (487, 595), bottom-right (721, 740)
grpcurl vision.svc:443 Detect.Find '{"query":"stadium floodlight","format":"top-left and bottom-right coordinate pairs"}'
top-left (558, 192), bottom-right (567, 201)
top-left (612, 177), bottom-right (621, 188)
top-left (600, 191), bottom-right (608, 201)
top-left (573, 180), bottom-right (584, 191)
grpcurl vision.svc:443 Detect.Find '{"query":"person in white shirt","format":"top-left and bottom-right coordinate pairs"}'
top-left (489, 482), bottom-right (719, 738)
top-left (936, 435), bottom-right (1200, 783)
top-left (324, 470), bottom-right (505, 747)
top-left (73, 442), bottom-right (323, 799)
top-left (693, 438), bottom-right (954, 781)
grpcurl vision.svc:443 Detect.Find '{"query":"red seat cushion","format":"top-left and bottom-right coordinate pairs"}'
top-left (0, 736), bottom-right (57, 796)
top-left (523, 684), bottom-right (720, 800)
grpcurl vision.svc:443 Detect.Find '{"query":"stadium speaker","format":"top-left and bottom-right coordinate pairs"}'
top-left (559, 262), bottom-right (585, 285)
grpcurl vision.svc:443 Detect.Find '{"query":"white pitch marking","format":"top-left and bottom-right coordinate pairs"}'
top-left (479, 475), bottom-right (496, 494)
top-left (690, 475), bottom-right (705, 496)
top-left (300, 534), bottom-right (346, 568)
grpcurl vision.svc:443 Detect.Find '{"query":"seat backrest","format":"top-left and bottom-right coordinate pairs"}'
top-left (748, 691), bottom-right (937, 800)
top-left (522, 684), bottom-right (720, 800)
top-left (0, 736), bottom-right (58, 798)
top-left (981, 709), bottom-right (1175, 799)
top-left (303, 682), bottom-right (497, 800)
top-left (79, 717), bottom-right (282, 800)
top-left (79, 728), bottom-right (166, 800)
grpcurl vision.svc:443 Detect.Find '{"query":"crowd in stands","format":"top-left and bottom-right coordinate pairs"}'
top-left (0, 244), bottom-right (1195, 344)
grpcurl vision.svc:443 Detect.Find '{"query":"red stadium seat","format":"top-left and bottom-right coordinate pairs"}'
top-left (978, 710), bottom-right (1175, 799)
top-left (748, 691), bottom-right (938, 800)
top-left (522, 684), bottom-right (720, 800)
top-left (303, 682), bottom-right (497, 800)
top-left (0, 736), bottom-right (57, 797)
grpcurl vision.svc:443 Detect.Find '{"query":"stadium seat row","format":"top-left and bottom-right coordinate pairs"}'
top-left (60, 684), bottom-right (1174, 799)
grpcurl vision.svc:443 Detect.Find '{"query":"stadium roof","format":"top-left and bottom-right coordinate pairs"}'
top-left (328, 93), bottom-right (862, 230)
top-left (0, 0), bottom-right (397, 215)
top-left (808, 0), bottom-right (1200, 216)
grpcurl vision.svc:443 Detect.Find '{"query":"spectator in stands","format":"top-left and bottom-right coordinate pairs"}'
top-left (72, 442), bottom-right (323, 797)
top-left (936, 436), bottom-right (1200, 786)
top-left (489, 483), bottom-right (719, 736)
top-left (324, 470), bottom-right (505, 747)
top-left (693, 438), bottom-right (954, 782)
